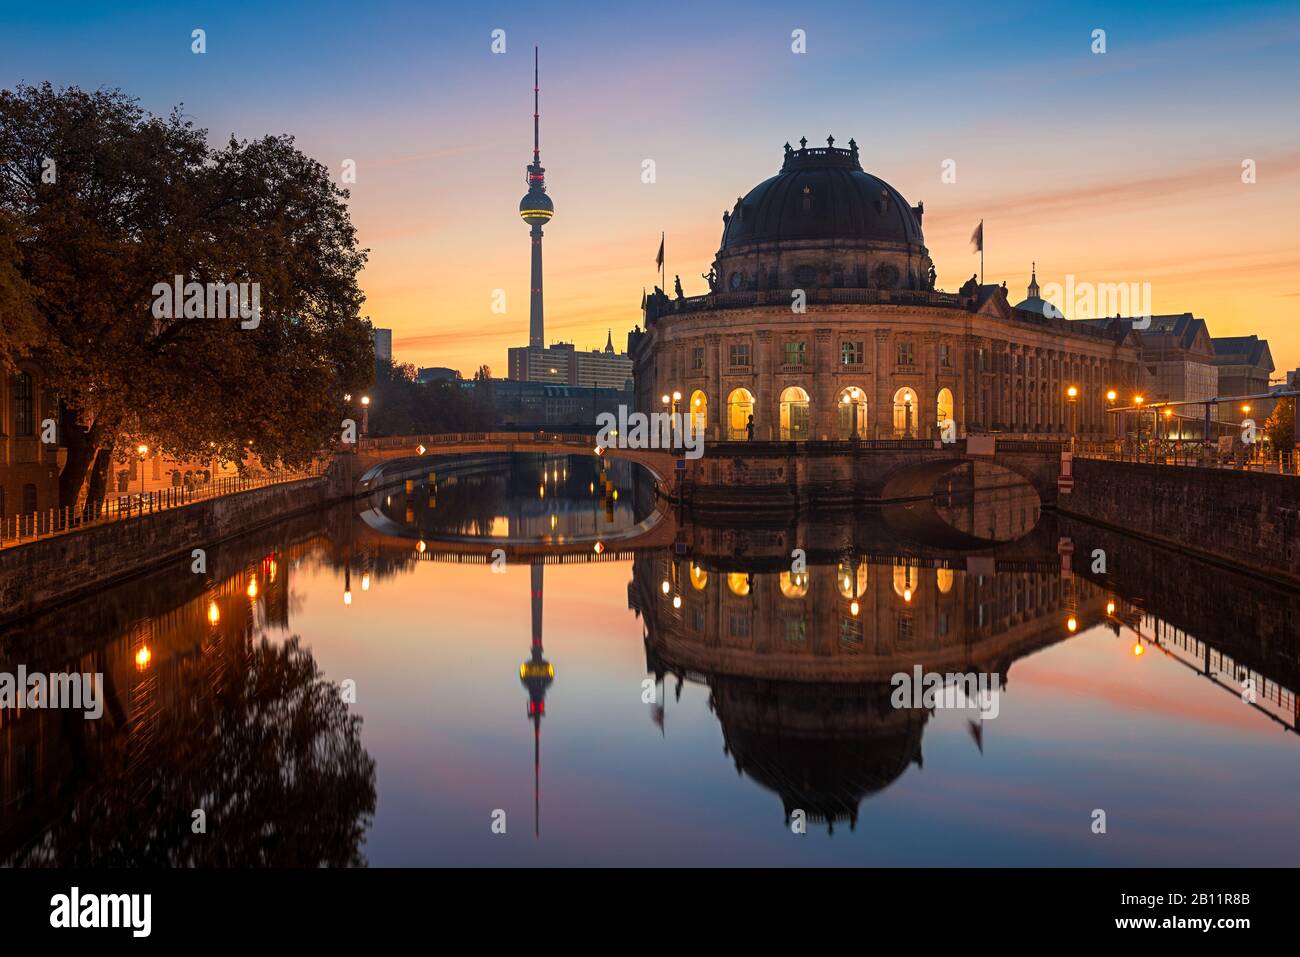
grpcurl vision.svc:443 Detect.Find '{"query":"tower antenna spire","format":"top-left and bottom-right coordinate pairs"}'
top-left (533, 45), bottom-right (540, 165)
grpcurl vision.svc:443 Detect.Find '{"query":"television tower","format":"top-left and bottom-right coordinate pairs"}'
top-left (519, 45), bottom-right (553, 351)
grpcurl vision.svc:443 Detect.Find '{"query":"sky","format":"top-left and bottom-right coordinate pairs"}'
top-left (3, 0), bottom-right (1299, 379)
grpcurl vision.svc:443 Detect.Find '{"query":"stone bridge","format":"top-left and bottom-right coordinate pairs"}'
top-left (682, 437), bottom-right (1067, 511)
top-left (350, 431), bottom-right (679, 494)
top-left (348, 432), bottom-right (1066, 509)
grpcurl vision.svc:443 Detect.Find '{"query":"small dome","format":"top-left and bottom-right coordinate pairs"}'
top-left (1014, 296), bottom-right (1064, 319)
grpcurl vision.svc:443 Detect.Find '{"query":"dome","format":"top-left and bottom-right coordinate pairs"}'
top-left (720, 137), bottom-right (924, 252)
top-left (708, 137), bottom-right (934, 294)
top-left (1013, 264), bottom-right (1064, 318)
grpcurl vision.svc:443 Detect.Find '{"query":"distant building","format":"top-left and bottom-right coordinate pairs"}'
top-left (1212, 335), bottom-right (1274, 421)
top-left (372, 328), bottom-right (393, 363)
top-left (1076, 313), bottom-right (1218, 405)
top-left (1286, 368), bottom-right (1300, 391)
top-left (0, 362), bottom-right (63, 518)
top-left (508, 330), bottom-right (633, 391)
top-left (462, 378), bottom-right (631, 431)
top-left (416, 366), bottom-right (460, 383)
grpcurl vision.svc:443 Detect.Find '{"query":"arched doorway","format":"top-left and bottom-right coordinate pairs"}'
top-left (837, 386), bottom-right (868, 439)
top-left (689, 390), bottom-right (707, 437)
top-left (935, 387), bottom-right (954, 437)
top-left (837, 560), bottom-right (868, 598)
top-left (892, 387), bottom-right (917, 438)
top-left (727, 388), bottom-right (754, 440)
top-left (779, 386), bottom-right (810, 441)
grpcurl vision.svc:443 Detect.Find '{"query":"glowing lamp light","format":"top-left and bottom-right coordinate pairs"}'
top-left (247, 577), bottom-right (258, 599)
top-left (1133, 642), bottom-right (1144, 657)
top-left (903, 588), bottom-right (912, 603)
top-left (1067, 616), bottom-right (1078, 633)
top-left (672, 595), bottom-right (682, 609)
top-left (661, 394), bottom-right (671, 406)
top-left (662, 580), bottom-right (671, 595)
top-left (1106, 601), bottom-right (1116, 615)
top-left (850, 600), bottom-right (860, 616)
top-left (1241, 404), bottom-right (1251, 414)
top-left (417, 540), bottom-right (427, 554)
top-left (207, 601), bottom-right (220, 625)
top-left (1134, 396), bottom-right (1145, 406)
top-left (343, 589), bottom-right (352, 605)
top-left (1106, 390), bottom-right (1117, 402)
top-left (135, 646), bottom-right (152, 670)
top-left (1066, 385), bottom-right (1079, 399)
top-left (1164, 408), bottom-right (1173, 418)
top-left (672, 391), bottom-right (682, 402)
top-left (360, 396), bottom-right (370, 406)
top-left (361, 573), bottom-right (371, 591)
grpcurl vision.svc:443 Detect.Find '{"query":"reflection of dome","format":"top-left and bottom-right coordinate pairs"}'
top-left (713, 678), bottom-right (926, 831)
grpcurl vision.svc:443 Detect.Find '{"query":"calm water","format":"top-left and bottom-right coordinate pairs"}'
top-left (2, 453), bottom-right (1298, 866)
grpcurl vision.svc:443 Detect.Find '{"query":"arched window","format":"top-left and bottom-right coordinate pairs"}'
top-left (936, 566), bottom-right (954, 594)
top-left (727, 388), bottom-right (754, 441)
top-left (689, 563), bottom-right (708, 591)
top-left (779, 386), bottom-right (810, 441)
top-left (892, 387), bottom-right (917, 438)
top-left (837, 560), bottom-right (868, 598)
top-left (837, 386), bottom-right (868, 439)
top-left (726, 572), bottom-right (751, 596)
top-left (892, 563), bottom-right (917, 600)
top-left (779, 570), bottom-right (809, 599)
top-left (936, 387), bottom-right (954, 436)
top-left (689, 390), bottom-right (707, 436)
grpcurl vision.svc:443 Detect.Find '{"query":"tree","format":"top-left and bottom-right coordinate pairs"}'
top-left (0, 83), bottom-right (374, 509)
top-left (1264, 396), bottom-right (1295, 452)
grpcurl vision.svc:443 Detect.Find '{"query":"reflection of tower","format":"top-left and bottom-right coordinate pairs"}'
top-left (519, 563), bottom-right (554, 837)
top-left (519, 46), bottom-right (554, 350)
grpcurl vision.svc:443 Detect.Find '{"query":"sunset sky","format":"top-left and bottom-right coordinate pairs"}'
top-left (4, 0), bottom-right (1299, 378)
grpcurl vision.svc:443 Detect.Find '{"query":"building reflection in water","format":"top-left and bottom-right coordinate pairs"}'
top-left (0, 531), bottom-right (377, 866)
top-left (628, 543), bottom-right (1107, 833)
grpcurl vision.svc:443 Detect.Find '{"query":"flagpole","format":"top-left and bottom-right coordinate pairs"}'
top-left (980, 219), bottom-right (984, 286)
top-left (661, 231), bottom-right (665, 293)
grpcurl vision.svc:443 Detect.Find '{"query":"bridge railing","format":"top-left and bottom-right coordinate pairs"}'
top-left (1074, 440), bottom-right (1299, 475)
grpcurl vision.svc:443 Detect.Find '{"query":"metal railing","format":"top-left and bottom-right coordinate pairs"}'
top-left (0, 463), bottom-right (329, 550)
top-left (1074, 440), bottom-right (1299, 474)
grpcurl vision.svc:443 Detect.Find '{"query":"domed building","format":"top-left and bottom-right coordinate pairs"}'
top-left (633, 137), bottom-right (1139, 442)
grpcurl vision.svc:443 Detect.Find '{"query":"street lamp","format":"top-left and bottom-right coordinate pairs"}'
top-left (136, 444), bottom-right (149, 501)
top-left (1066, 385), bottom-right (1078, 450)
top-left (360, 395), bottom-right (370, 436)
top-left (1105, 390), bottom-right (1118, 440)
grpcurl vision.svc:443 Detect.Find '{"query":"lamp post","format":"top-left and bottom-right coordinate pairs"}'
top-left (1106, 390), bottom-right (1118, 441)
top-left (1066, 385), bottom-right (1078, 451)
top-left (360, 395), bottom-right (370, 436)
top-left (1134, 395), bottom-right (1145, 451)
top-left (136, 444), bottom-right (149, 504)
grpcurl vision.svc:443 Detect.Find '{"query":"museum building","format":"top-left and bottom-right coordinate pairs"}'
top-left (632, 137), bottom-right (1140, 442)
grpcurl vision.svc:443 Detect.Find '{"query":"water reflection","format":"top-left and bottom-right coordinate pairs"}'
top-left (2, 454), bottom-right (1298, 865)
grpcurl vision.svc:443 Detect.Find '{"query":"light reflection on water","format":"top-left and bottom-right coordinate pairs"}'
top-left (2, 454), bottom-right (1298, 866)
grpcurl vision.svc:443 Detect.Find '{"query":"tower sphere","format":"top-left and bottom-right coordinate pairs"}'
top-left (520, 190), bottom-right (554, 226)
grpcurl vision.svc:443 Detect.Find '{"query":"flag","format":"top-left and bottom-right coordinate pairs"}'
top-left (969, 220), bottom-right (983, 253)
top-left (655, 233), bottom-right (664, 270)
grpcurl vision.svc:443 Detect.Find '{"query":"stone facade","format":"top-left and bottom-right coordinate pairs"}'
top-left (0, 360), bottom-right (63, 521)
top-left (633, 140), bottom-right (1140, 443)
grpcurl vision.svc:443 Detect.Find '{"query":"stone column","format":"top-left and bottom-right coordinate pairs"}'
top-left (755, 330), bottom-right (774, 440)
top-left (705, 333), bottom-right (722, 441)
top-left (873, 330), bottom-right (891, 439)
top-left (813, 328), bottom-right (835, 440)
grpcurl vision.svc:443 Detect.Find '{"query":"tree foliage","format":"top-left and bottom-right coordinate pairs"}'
top-left (0, 82), bottom-right (374, 506)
